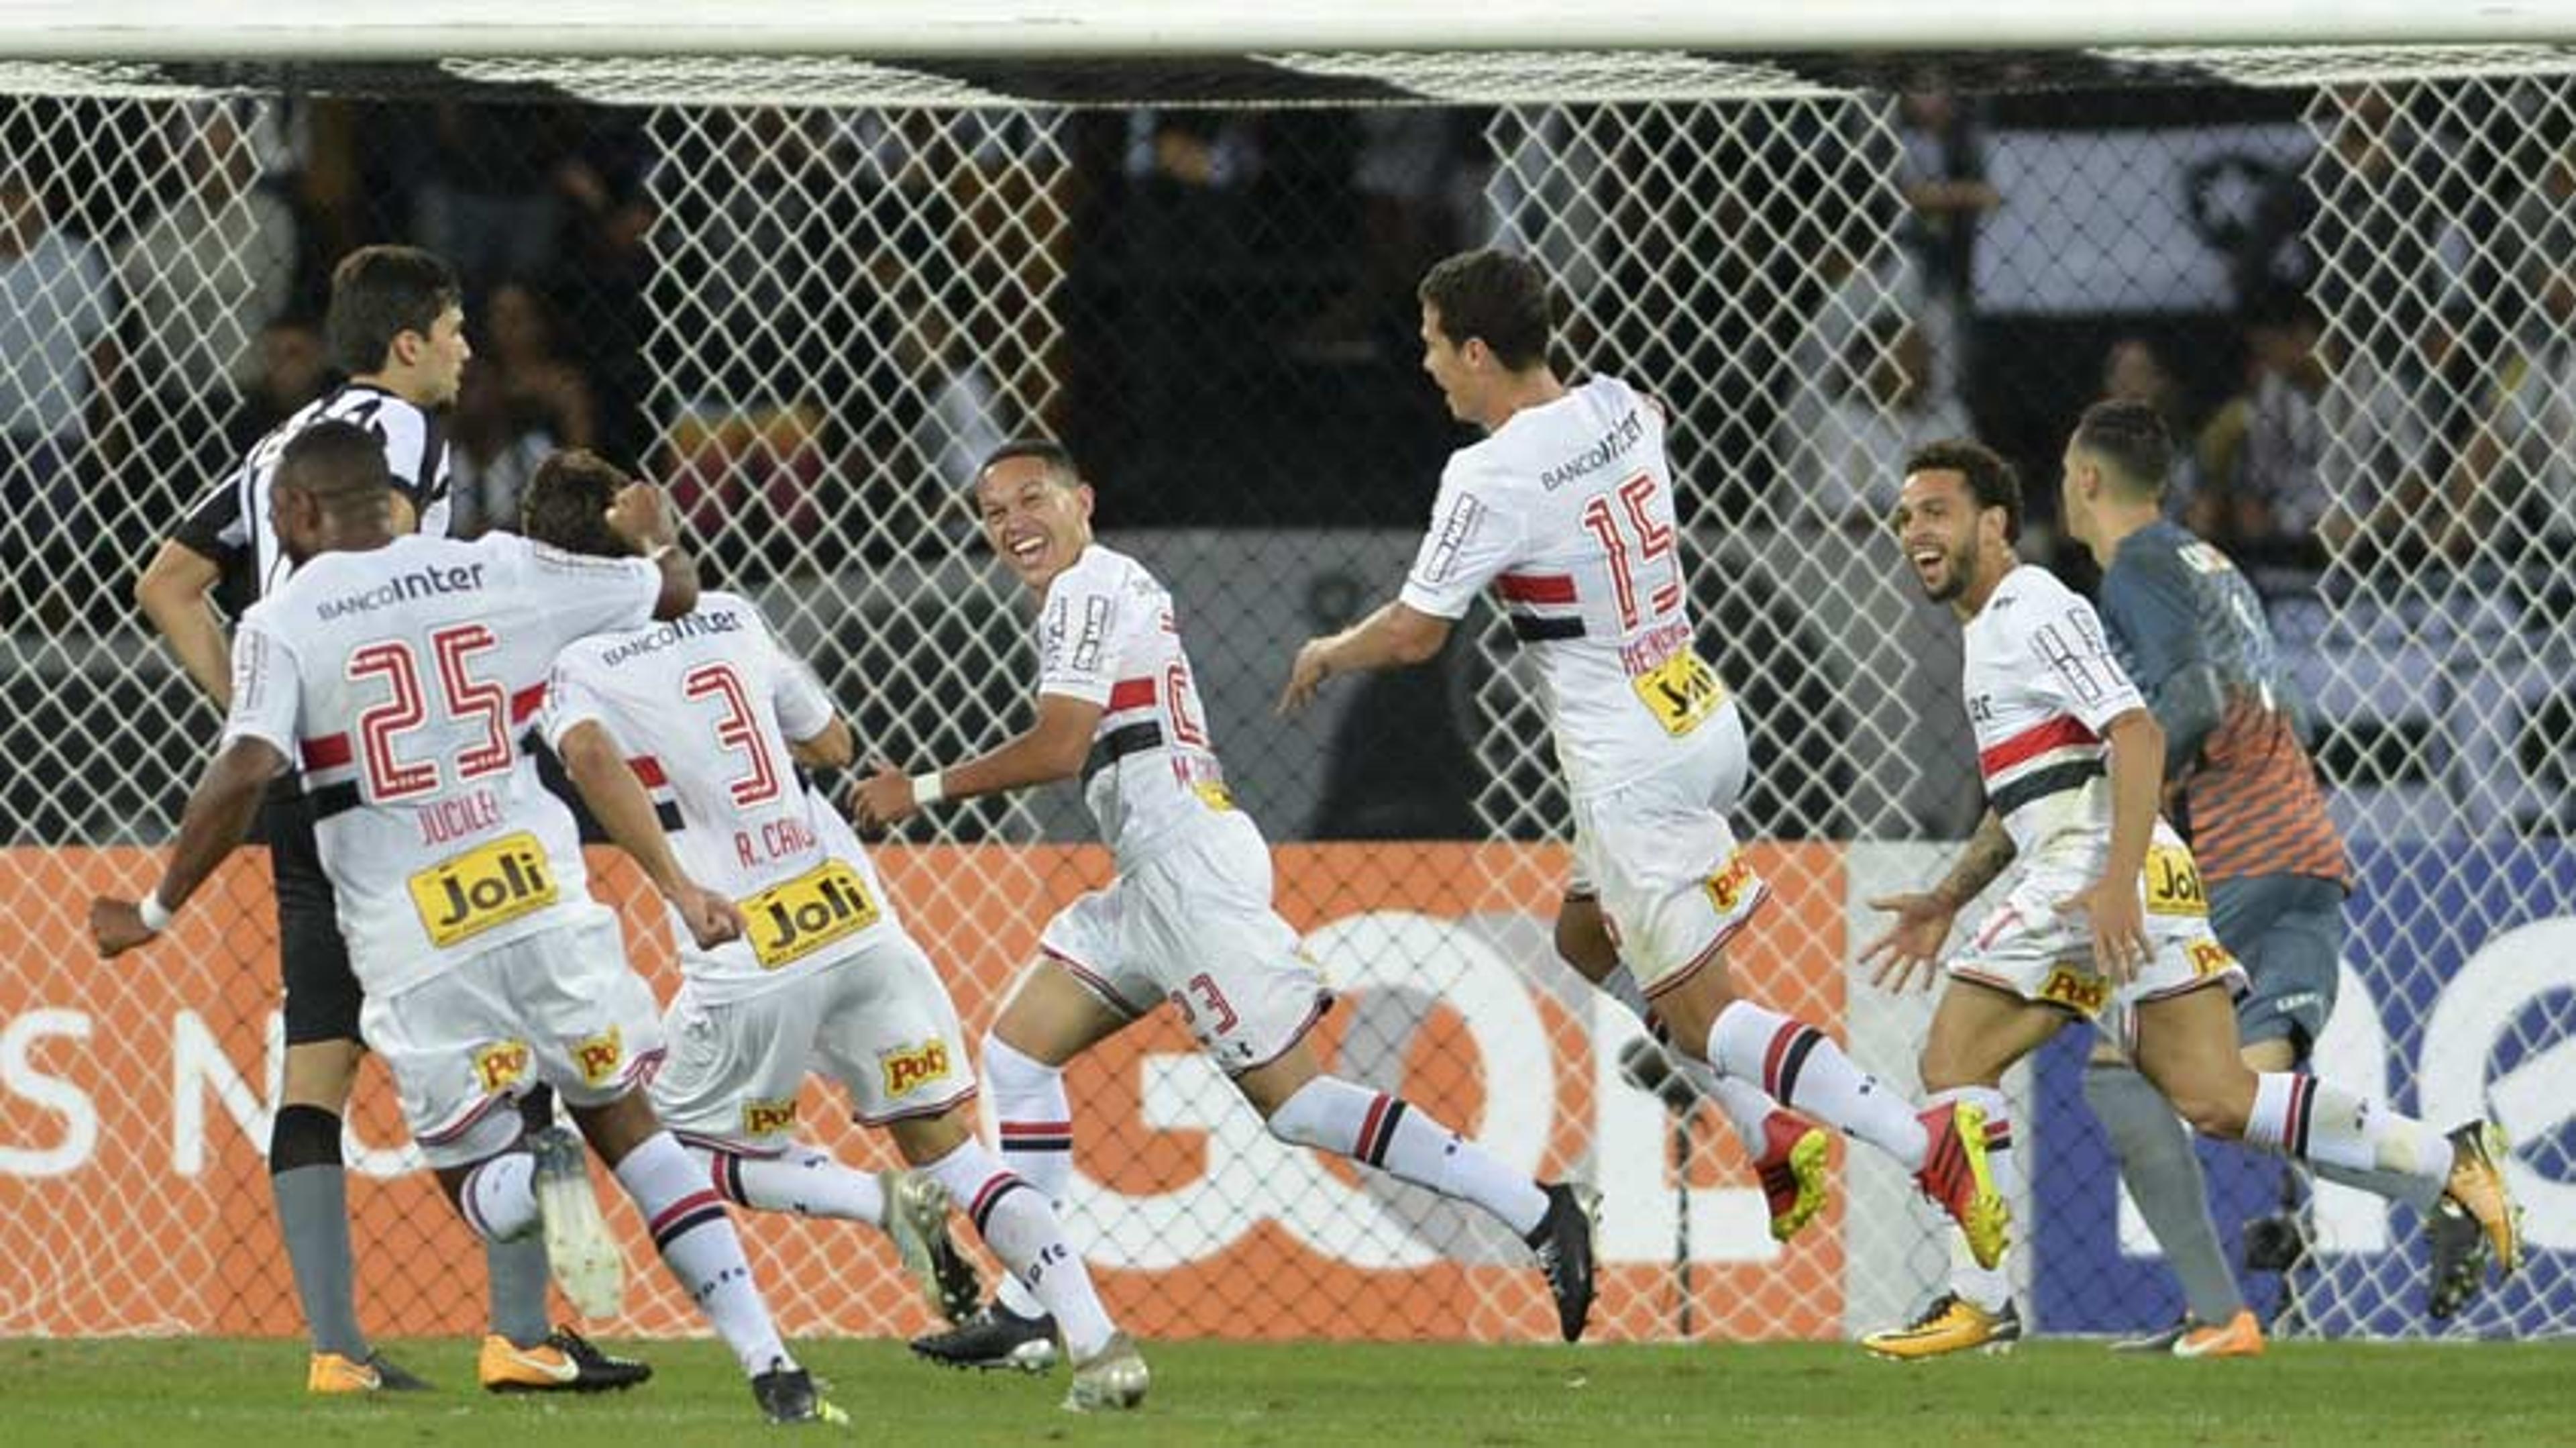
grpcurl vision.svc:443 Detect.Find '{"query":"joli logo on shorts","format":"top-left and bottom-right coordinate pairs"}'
top-left (473, 1039), bottom-right (531, 1094)
top-left (739, 1096), bottom-right (798, 1136)
top-left (408, 831), bottom-right (557, 947)
top-left (879, 1039), bottom-right (950, 1097)
top-left (572, 1025), bottom-right (624, 1086)
top-left (743, 860), bottom-right (879, 968)
top-left (2041, 964), bottom-right (2111, 1017)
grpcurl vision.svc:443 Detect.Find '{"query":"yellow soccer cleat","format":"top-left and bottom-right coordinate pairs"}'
top-left (478, 1326), bottom-right (653, 1394)
top-left (1862, 1292), bottom-right (2023, 1361)
top-left (2171, 1308), bottom-right (2265, 1359)
top-left (2442, 1121), bottom-right (2524, 1280)
top-left (306, 1351), bottom-right (383, 1395)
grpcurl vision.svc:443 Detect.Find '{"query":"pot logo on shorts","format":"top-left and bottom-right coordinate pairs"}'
top-left (2041, 964), bottom-right (2111, 1017)
top-left (572, 1025), bottom-right (625, 1086)
top-left (739, 1096), bottom-right (798, 1137)
top-left (408, 831), bottom-right (559, 947)
top-left (473, 1039), bottom-right (531, 1094)
top-left (879, 1039), bottom-right (951, 1097)
top-left (743, 860), bottom-right (879, 969)
top-left (2187, 939), bottom-right (2238, 979)
top-left (1703, 851), bottom-right (1757, 915)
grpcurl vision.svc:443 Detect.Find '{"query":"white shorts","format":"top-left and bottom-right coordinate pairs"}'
top-left (651, 930), bottom-right (976, 1149)
top-left (1947, 841), bottom-right (2249, 1055)
top-left (1039, 811), bottom-right (1330, 1075)
top-left (359, 916), bottom-right (665, 1170)
top-left (1570, 705), bottom-right (1768, 996)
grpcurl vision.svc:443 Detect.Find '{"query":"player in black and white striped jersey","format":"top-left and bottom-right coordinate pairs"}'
top-left (133, 246), bottom-right (647, 1397)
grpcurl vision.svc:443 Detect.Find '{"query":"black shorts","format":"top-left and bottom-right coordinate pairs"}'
top-left (262, 782), bottom-right (366, 1047)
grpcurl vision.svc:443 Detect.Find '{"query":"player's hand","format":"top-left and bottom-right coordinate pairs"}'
top-left (670, 881), bottom-right (746, 949)
top-left (1277, 637), bottom-right (1334, 717)
top-left (90, 897), bottom-right (156, 959)
top-left (604, 480), bottom-right (678, 551)
top-left (2058, 876), bottom-right (2149, 983)
top-left (1859, 891), bottom-right (1956, 992)
top-left (851, 762), bottom-right (917, 832)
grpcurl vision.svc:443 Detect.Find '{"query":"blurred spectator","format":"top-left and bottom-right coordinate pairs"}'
top-left (411, 101), bottom-right (586, 295)
top-left (222, 314), bottom-right (329, 457)
top-left (444, 365), bottom-right (553, 539)
top-left (1291, 112), bottom-right (1482, 364)
top-left (481, 280), bottom-right (595, 450)
top-left (1124, 109), bottom-right (1263, 192)
top-left (2446, 256), bottom-right (2576, 561)
top-left (0, 174), bottom-right (115, 521)
top-left (2221, 296), bottom-right (2330, 565)
top-left (2316, 302), bottom-right (2457, 566)
top-left (1892, 86), bottom-right (1998, 390)
top-left (115, 102), bottom-right (297, 397)
top-left (1776, 317), bottom-right (1973, 526)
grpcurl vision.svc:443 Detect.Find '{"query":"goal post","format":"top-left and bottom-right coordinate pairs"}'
top-left (0, 27), bottom-right (2567, 1346)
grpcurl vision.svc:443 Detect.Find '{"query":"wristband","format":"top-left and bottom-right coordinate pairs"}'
top-left (138, 892), bottom-right (176, 934)
top-left (909, 770), bottom-right (947, 807)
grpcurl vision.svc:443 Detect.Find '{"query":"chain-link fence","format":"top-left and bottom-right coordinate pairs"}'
top-left (1, 49), bottom-right (2569, 1345)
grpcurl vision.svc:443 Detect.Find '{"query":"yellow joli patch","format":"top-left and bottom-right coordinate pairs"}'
top-left (2144, 843), bottom-right (2209, 917)
top-left (1631, 648), bottom-right (1725, 737)
top-left (409, 832), bottom-right (557, 947)
top-left (743, 859), bottom-right (879, 968)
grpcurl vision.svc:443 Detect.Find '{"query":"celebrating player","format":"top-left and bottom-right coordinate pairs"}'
top-left (95, 425), bottom-right (841, 1425)
top-left (1856, 437), bottom-right (2522, 1359)
top-left (1279, 248), bottom-right (2004, 1261)
top-left (132, 245), bottom-right (642, 1396)
top-left (855, 438), bottom-right (1601, 1365)
top-left (520, 452), bottom-right (1145, 1413)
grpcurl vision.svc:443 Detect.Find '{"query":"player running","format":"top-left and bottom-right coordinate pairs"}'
top-left (1279, 247), bottom-right (2003, 1261)
top-left (94, 426), bottom-right (842, 1425)
top-left (520, 452), bottom-right (1145, 1413)
top-left (855, 438), bottom-right (1600, 1365)
top-left (1857, 437), bottom-right (2522, 1359)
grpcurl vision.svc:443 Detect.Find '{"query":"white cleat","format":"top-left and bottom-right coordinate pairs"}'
top-left (1062, 1332), bottom-right (1149, 1412)
top-left (531, 1125), bottom-right (626, 1321)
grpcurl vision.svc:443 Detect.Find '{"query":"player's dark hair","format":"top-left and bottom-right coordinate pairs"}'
top-left (976, 437), bottom-right (1081, 488)
top-left (275, 419), bottom-right (393, 510)
top-left (1904, 437), bottom-right (2023, 544)
top-left (521, 449), bottom-right (637, 559)
top-left (326, 245), bottom-right (462, 376)
top-left (2072, 398), bottom-right (2174, 499)
top-left (1418, 248), bottom-right (1554, 371)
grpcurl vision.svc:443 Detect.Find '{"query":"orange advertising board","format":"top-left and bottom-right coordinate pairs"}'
top-left (0, 841), bottom-right (1845, 1341)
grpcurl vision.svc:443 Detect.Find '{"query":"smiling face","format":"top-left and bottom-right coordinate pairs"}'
top-left (1892, 466), bottom-right (2004, 609)
top-left (975, 453), bottom-right (1095, 594)
top-left (1419, 301), bottom-right (1483, 426)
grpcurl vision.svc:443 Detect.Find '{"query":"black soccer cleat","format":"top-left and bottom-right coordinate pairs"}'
top-left (368, 1351), bottom-right (436, 1391)
top-left (2426, 1195), bottom-right (2492, 1321)
top-left (909, 1301), bottom-right (1061, 1373)
top-left (1525, 1181), bottom-right (1602, 1343)
top-left (750, 1359), bottom-right (847, 1425)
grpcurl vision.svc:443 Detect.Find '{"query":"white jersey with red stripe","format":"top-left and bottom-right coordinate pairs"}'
top-left (1397, 374), bottom-right (1728, 796)
top-left (220, 532), bottom-right (663, 998)
top-left (1963, 562), bottom-right (2176, 872)
top-left (543, 590), bottom-right (900, 1002)
top-left (1036, 544), bottom-right (1234, 866)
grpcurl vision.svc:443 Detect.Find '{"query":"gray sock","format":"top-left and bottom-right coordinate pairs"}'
top-left (486, 1235), bottom-right (554, 1347)
top-left (272, 1164), bottom-right (368, 1359)
top-left (2310, 1159), bottom-right (2445, 1213)
top-left (2084, 1060), bottom-right (2245, 1325)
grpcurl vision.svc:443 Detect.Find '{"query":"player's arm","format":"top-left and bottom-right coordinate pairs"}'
top-left (852, 692), bottom-right (1102, 830)
top-left (1859, 811), bottom-right (2017, 991)
top-left (134, 539), bottom-right (233, 708)
top-left (553, 718), bottom-right (743, 949)
top-left (1279, 601), bottom-right (1452, 715)
top-left (788, 717), bottom-right (855, 770)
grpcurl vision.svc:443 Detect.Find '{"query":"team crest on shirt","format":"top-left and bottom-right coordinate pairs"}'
top-left (879, 1039), bottom-right (951, 1097)
top-left (739, 1096), bottom-right (798, 1137)
top-left (472, 1039), bottom-right (532, 1094)
top-left (2040, 964), bottom-right (2111, 1017)
top-left (572, 1025), bottom-right (625, 1086)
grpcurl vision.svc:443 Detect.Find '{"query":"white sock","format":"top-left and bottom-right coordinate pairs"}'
top-left (458, 1152), bottom-right (539, 1241)
top-left (1267, 1076), bottom-right (1550, 1237)
top-left (1705, 999), bottom-right (1927, 1168)
top-left (921, 1139), bottom-right (1116, 1358)
top-left (2246, 1073), bottom-right (2451, 1201)
top-left (1931, 1086), bottom-right (2016, 1312)
top-left (983, 1033), bottom-right (1073, 1319)
top-left (1707, 1074), bottom-right (1782, 1159)
top-left (613, 1131), bottom-right (791, 1377)
top-left (701, 1143), bottom-right (888, 1227)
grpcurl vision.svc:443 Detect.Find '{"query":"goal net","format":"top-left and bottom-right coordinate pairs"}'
top-left (0, 43), bottom-right (2567, 1345)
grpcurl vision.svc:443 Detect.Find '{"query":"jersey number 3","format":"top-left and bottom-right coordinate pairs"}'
top-left (685, 662), bottom-right (784, 807)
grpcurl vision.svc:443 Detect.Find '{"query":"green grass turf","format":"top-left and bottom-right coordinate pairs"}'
top-left (5, 1337), bottom-right (2571, 1447)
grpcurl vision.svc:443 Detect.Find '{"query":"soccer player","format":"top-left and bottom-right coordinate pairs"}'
top-left (1277, 248), bottom-right (2004, 1261)
top-left (1856, 437), bottom-right (2522, 1359)
top-left (855, 438), bottom-right (1601, 1365)
top-left (520, 454), bottom-right (1146, 1414)
top-left (132, 245), bottom-right (642, 1396)
top-left (2061, 399), bottom-right (2497, 1345)
top-left (94, 425), bottom-right (841, 1425)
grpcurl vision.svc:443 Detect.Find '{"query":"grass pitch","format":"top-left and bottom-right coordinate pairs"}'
top-left (6, 1336), bottom-right (2569, 1447)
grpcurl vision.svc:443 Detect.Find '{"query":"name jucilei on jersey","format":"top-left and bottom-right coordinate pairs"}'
top-left (1397, 375), bottom-right (1726, 796)
top-left (1962, 564), bottom-right (2156, 870)
top-left (1036, 544), bottom-right (1232, 864)
top-left (176, 382), bottom-right (453, 607)
top-left (543, 590), bottom-right (896, 1001)
top-left (221, 533), bottom-right (662, 996)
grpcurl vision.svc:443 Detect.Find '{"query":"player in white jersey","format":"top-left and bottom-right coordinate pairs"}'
top-left (94, 425), bottom-right (844, 1425)
top-left (1281, 248), bottom-right (2007, 1263)
top-left (519, 458), bottom-right (1145, 1414)
top-left (1858, 438), bottom-right (2522, 1359)
top-left (855, 439), bottom-right (1600, 1369)
top-left (131, 245), bottom-right (641, 1397)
